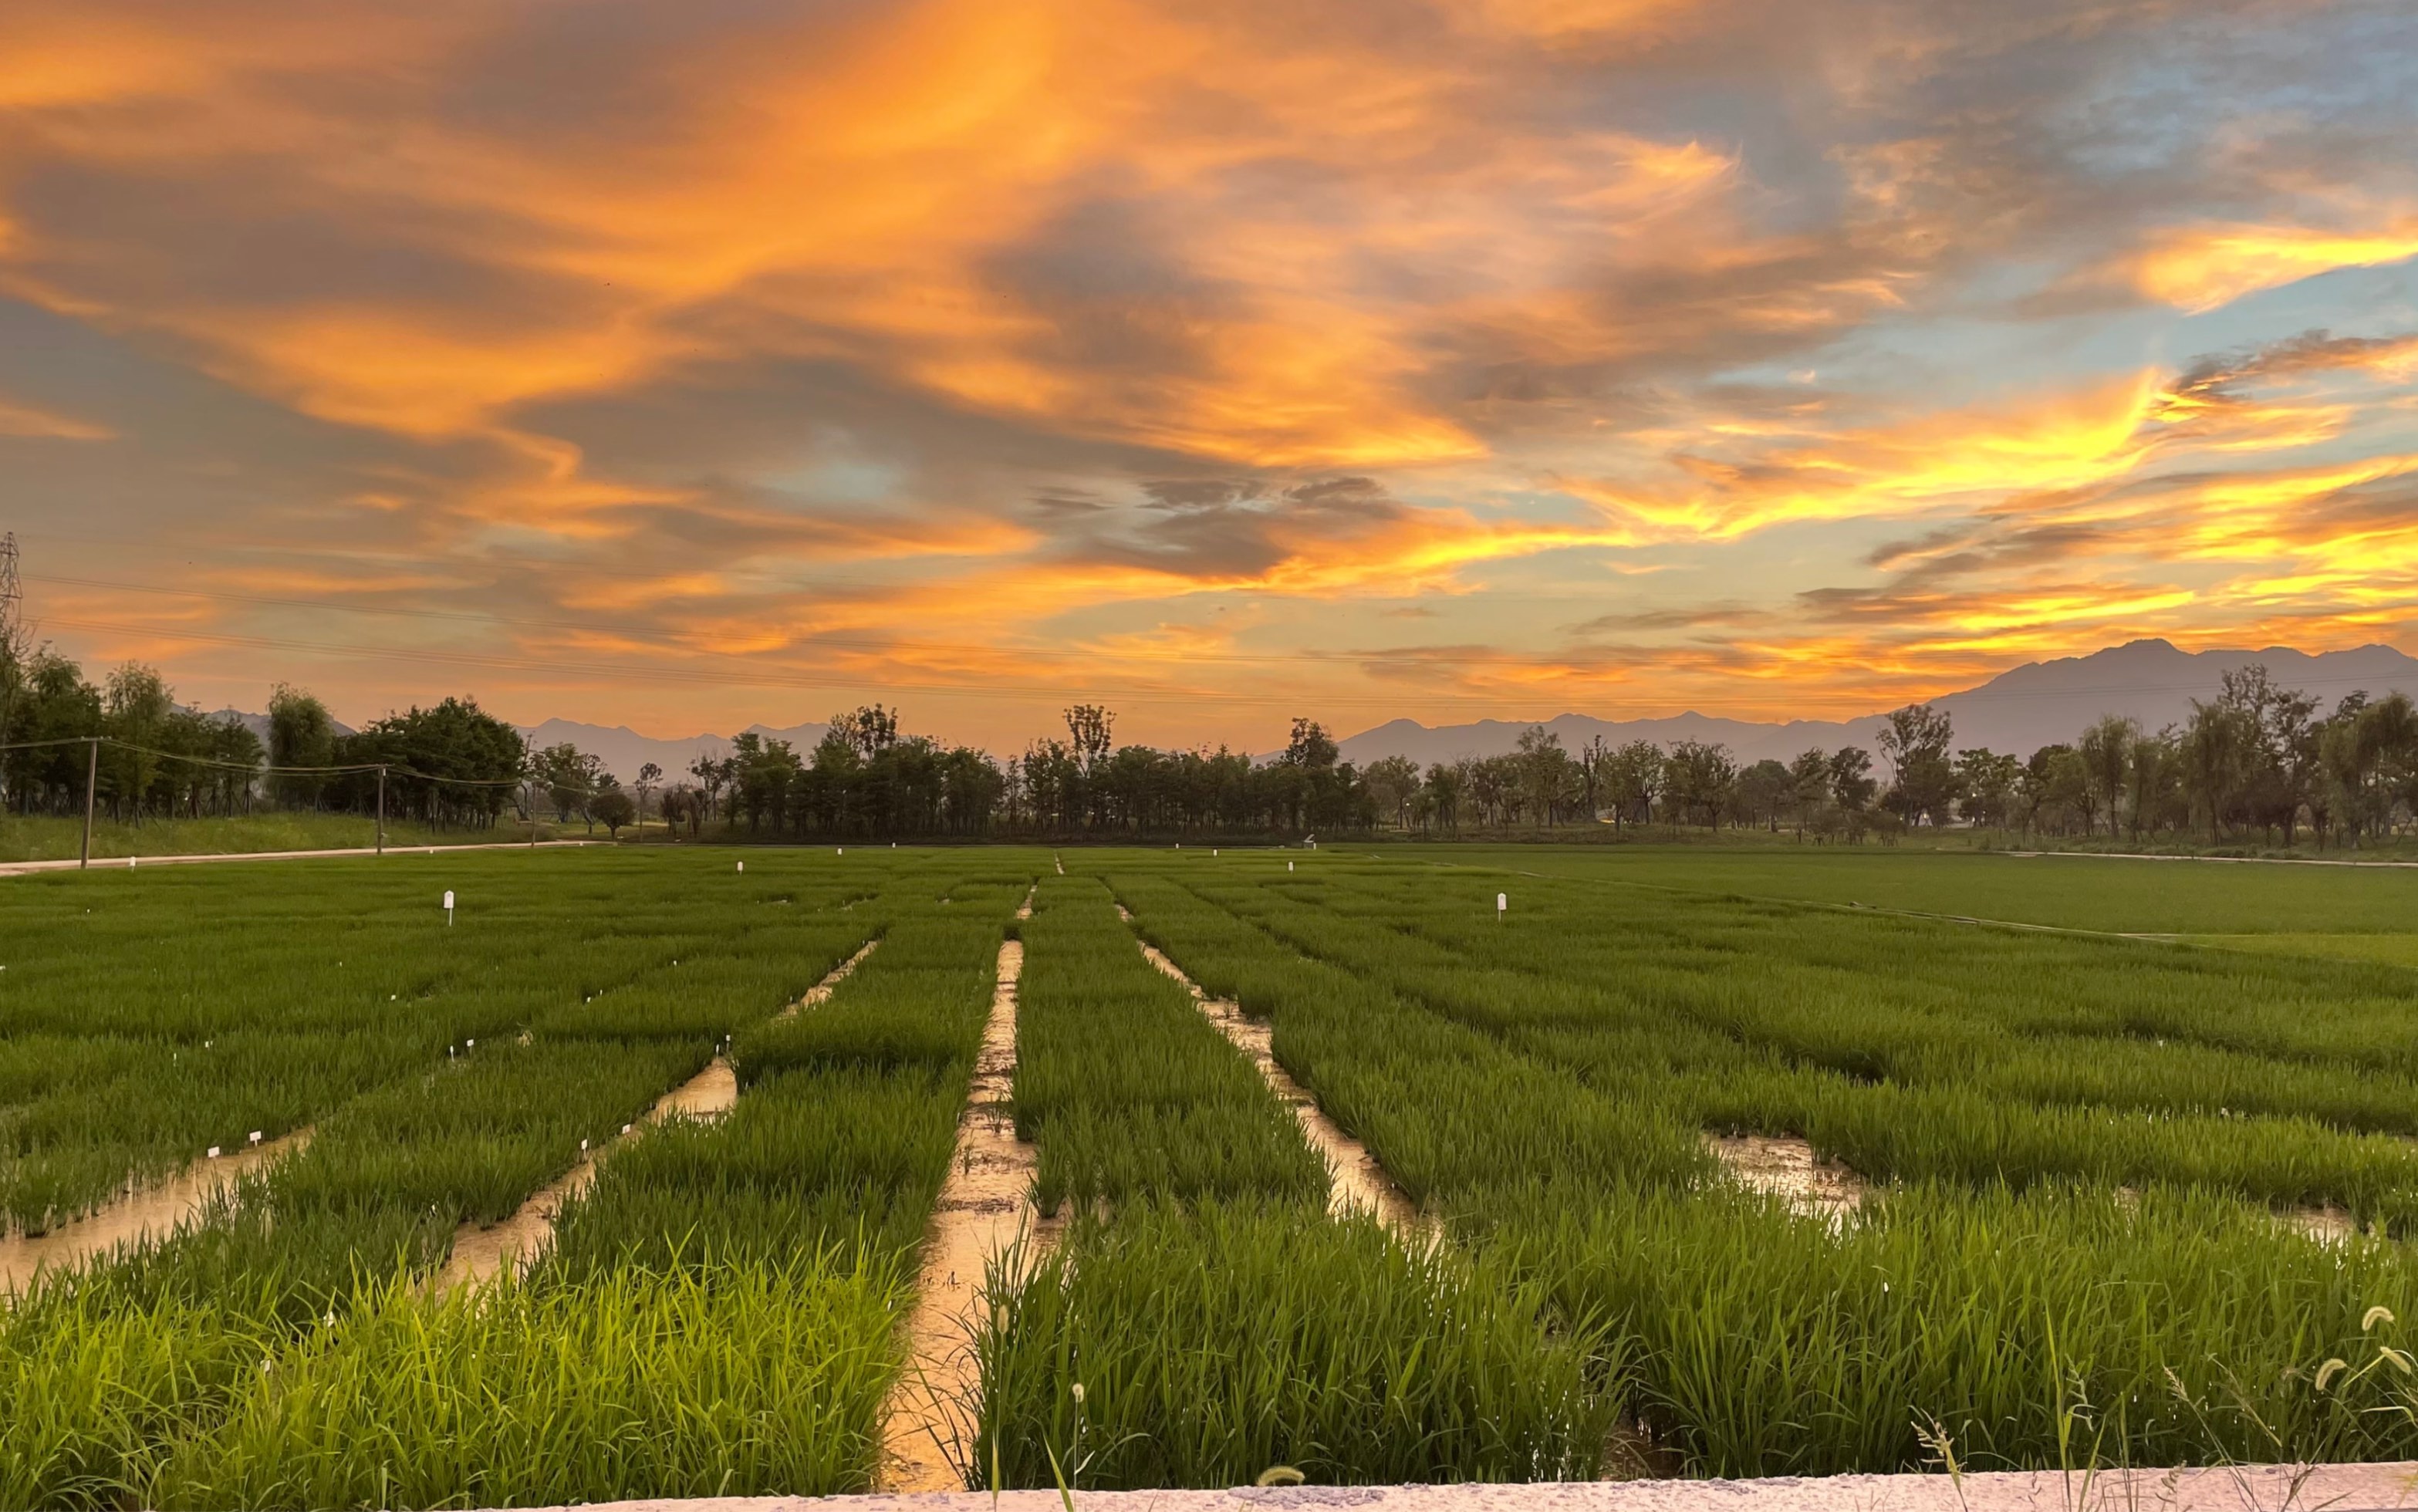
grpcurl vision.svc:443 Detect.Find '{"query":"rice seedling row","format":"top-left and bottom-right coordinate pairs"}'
top-left (1085, 852), bottom-right (2418, 1477)
top-left (0, 848), bottom-right (973, 1508)
top-left (12, 844), bottom-right (2418, 1504)
top-left (972, 874), bottom-right (1613, 1491)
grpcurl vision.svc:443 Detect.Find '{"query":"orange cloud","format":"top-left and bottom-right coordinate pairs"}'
top-left (4, 0), bottom-right (2415, 742)
top-left (2133, 218), bottom-right (2418, 313)
top-left (0, 394), bottom-right (110, 439)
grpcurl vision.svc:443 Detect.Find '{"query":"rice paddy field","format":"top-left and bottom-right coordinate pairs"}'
top-left (5, 843), bottom-right (2418, 1507)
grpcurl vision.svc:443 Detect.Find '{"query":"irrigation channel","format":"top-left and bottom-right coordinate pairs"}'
top-left (1118, 902), bottom-right (1427, 1240)
top-left (441, 938), bottom-right (884, 1288)
top-left (0, 1128), bottom-right (312, 1293)
top-left (885, 888), bottom-right (1044, 1490)
top-left (13, 844), bottom-right (2418, 1504)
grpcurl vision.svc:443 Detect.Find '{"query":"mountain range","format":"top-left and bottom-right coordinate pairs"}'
top-left (1329, 640), bottom-right (2418, 770)
top-left (513, 718), bottom-right (832, 785)
top-left (208, 639), bottom-right (2418, 781)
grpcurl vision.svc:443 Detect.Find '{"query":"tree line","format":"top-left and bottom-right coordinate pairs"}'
top-left (0, 648), bottom-right (531, 829)
top-left (3, 640), bottom-right (2413, 847)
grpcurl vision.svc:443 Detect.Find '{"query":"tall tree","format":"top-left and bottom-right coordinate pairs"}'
top-left (267, 683), bottom-right (337, 808)
top-left (1954, 748), bottom-right (2021, 832)
top-left (2076, 714), bottom-right (2136, 837)
top-left (1878, 704), bottom-right (1956, 826)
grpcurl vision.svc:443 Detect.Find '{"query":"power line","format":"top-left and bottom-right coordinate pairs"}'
top-left (0, 734), bottom-right (606, 794)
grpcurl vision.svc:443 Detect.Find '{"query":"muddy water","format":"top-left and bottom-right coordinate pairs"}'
top-left (1, 1127), bottom-right (313, 1293)
top-left (1704, 1132), bottom-right (1866, 1223)
top-left (883, 899), bottom-right (1048, 1492)
top-left (441, 937), bottom-right (883, 1288)
top-left (1118, 906), bottom-right (1430, 1243)
top-left (2287, 1204), bottom-right (2365, 1244)
top-left (779, 937), bottom-right (881, 1020)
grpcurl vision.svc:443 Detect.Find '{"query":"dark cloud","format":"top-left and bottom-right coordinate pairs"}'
top-left (1565, 603), bottom-right (1771, 635)
top-left (2171, 329), bottom-right (2418, 407)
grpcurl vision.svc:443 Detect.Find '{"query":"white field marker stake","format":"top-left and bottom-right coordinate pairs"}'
top-left (1497, 891), bottom-right (1508, 920)
top-left (1288, 859), bottom-right (1295, 871)
top-left (443, 889), bottom-right (455, 926)
top-left (737, 860), bottom-right (745, 872)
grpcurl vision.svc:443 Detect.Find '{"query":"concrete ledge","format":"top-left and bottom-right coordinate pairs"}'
top-left (510, 1463), bottom-right (2418, 1512)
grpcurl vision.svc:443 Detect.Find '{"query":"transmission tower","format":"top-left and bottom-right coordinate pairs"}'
top-left (0, 533), bottom-right (18, 643)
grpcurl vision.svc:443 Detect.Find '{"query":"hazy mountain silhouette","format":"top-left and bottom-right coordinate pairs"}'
top-left (218, 640), bottom-right (2418, 780)
top-left (514, 717), bottom-right (831, 785)
top-left (1329, 640), bottom-right (2418, 768)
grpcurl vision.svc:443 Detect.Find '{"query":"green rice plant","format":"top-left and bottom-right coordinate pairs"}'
top-left (0, 848), bottom-right (894, 1227)
top-left (1103, 871), bottom-right (1710, 1207)
top-left (542, 1064), bottom-right (961, 1278)
top-left (0, 1281), bottom-right (287, 1510)
top-left (1483, 1176), bottom-right (2418, 1476)
top-left (1201, 866), bottom-right (2418, 1222)
top-left (153, 1258), bottom-right (907, 1510)
top-left (264, 1038), bottom-right (709, 1230)
top-left (550, 891), bottom-right (1018, 1277)
top-left (0, 1193), bottom-right (451, 1510)
top-left (1015, 880), bottom-right (1324, 1210)
top-left (973, 1200), bottom-right (1619, 1488)
top-left (732, 913), bottom-right (1002, 1082)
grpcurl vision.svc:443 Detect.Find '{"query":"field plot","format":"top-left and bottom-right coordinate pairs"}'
top-left (1089, 850), bottom-right (2418, 1478)
top-left (6, 843), bottom-right (2418, 1507)
top-left (1434, 844), bottom-right (2418, 939)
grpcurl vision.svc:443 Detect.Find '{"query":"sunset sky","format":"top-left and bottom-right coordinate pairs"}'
top-left (3, 0), bottom-right (2414, 751)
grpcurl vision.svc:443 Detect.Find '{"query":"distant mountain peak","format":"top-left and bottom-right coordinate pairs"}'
top-left (1332, 640), bottom-right (2418, 768)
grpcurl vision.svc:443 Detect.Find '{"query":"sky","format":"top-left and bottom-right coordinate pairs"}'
top-left (2, 0), bottom-right (2415, 752)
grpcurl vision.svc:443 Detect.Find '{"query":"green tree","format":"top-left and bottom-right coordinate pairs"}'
top-left (1878, 704), bottom-right (1956, 827)
top-left (2076, 715), bottom-right (2136, 837)
top-left (591, 788), bottom-right (636, 837)
top-left (1828, 747), bottom-right (1876, 813)
top-left (1362, 754), bottom-right (1420, 829)
top-left (268, 683), bottom-right (337, 808)
top-left (1953, 748), bottom-right (2021, 832)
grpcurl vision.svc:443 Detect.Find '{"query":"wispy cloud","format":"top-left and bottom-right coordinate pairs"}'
top-left (1, 0), bottom-right (2413, 741)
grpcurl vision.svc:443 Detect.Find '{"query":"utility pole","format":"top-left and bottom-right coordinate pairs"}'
top-left (80, 736), bottom-right (96, 870)
top-left (0, 533), bottom-right (22, 808)
top-left (376, 765), bottom-right (387, 856)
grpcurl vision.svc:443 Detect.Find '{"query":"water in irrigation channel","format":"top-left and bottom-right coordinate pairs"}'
top-left (1701, 1132), bottom-right (1868, 1225)
top-left (1, 1127), bottom-right (313, 1294)
top-left (1118, 905), bottom-right (1431, 1244)
top-left (440, 935), bottom-right (884, 1288)
top-left (883, 889), bottom-right (1049, 1493)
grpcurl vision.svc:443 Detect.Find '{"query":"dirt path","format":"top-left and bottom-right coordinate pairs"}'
top-left (440, 937), bottom-right (883, 1288)
top-left (776, 937), bottom-right (881, 1021)
top-left (0, 840), bottom-right (599, 879)
top-left (1116, 905), bottom-right (1430, 1242)
top-left (883, 893), bottom-right (1047, 1493)
top-left (1703, 1132), bottom-right (1866, 1223)
top-left (1, 1127), bottom-right (312, 1292)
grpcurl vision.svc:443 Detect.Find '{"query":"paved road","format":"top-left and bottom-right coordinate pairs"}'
top-left (0, 839), bottom-right (601, 878)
